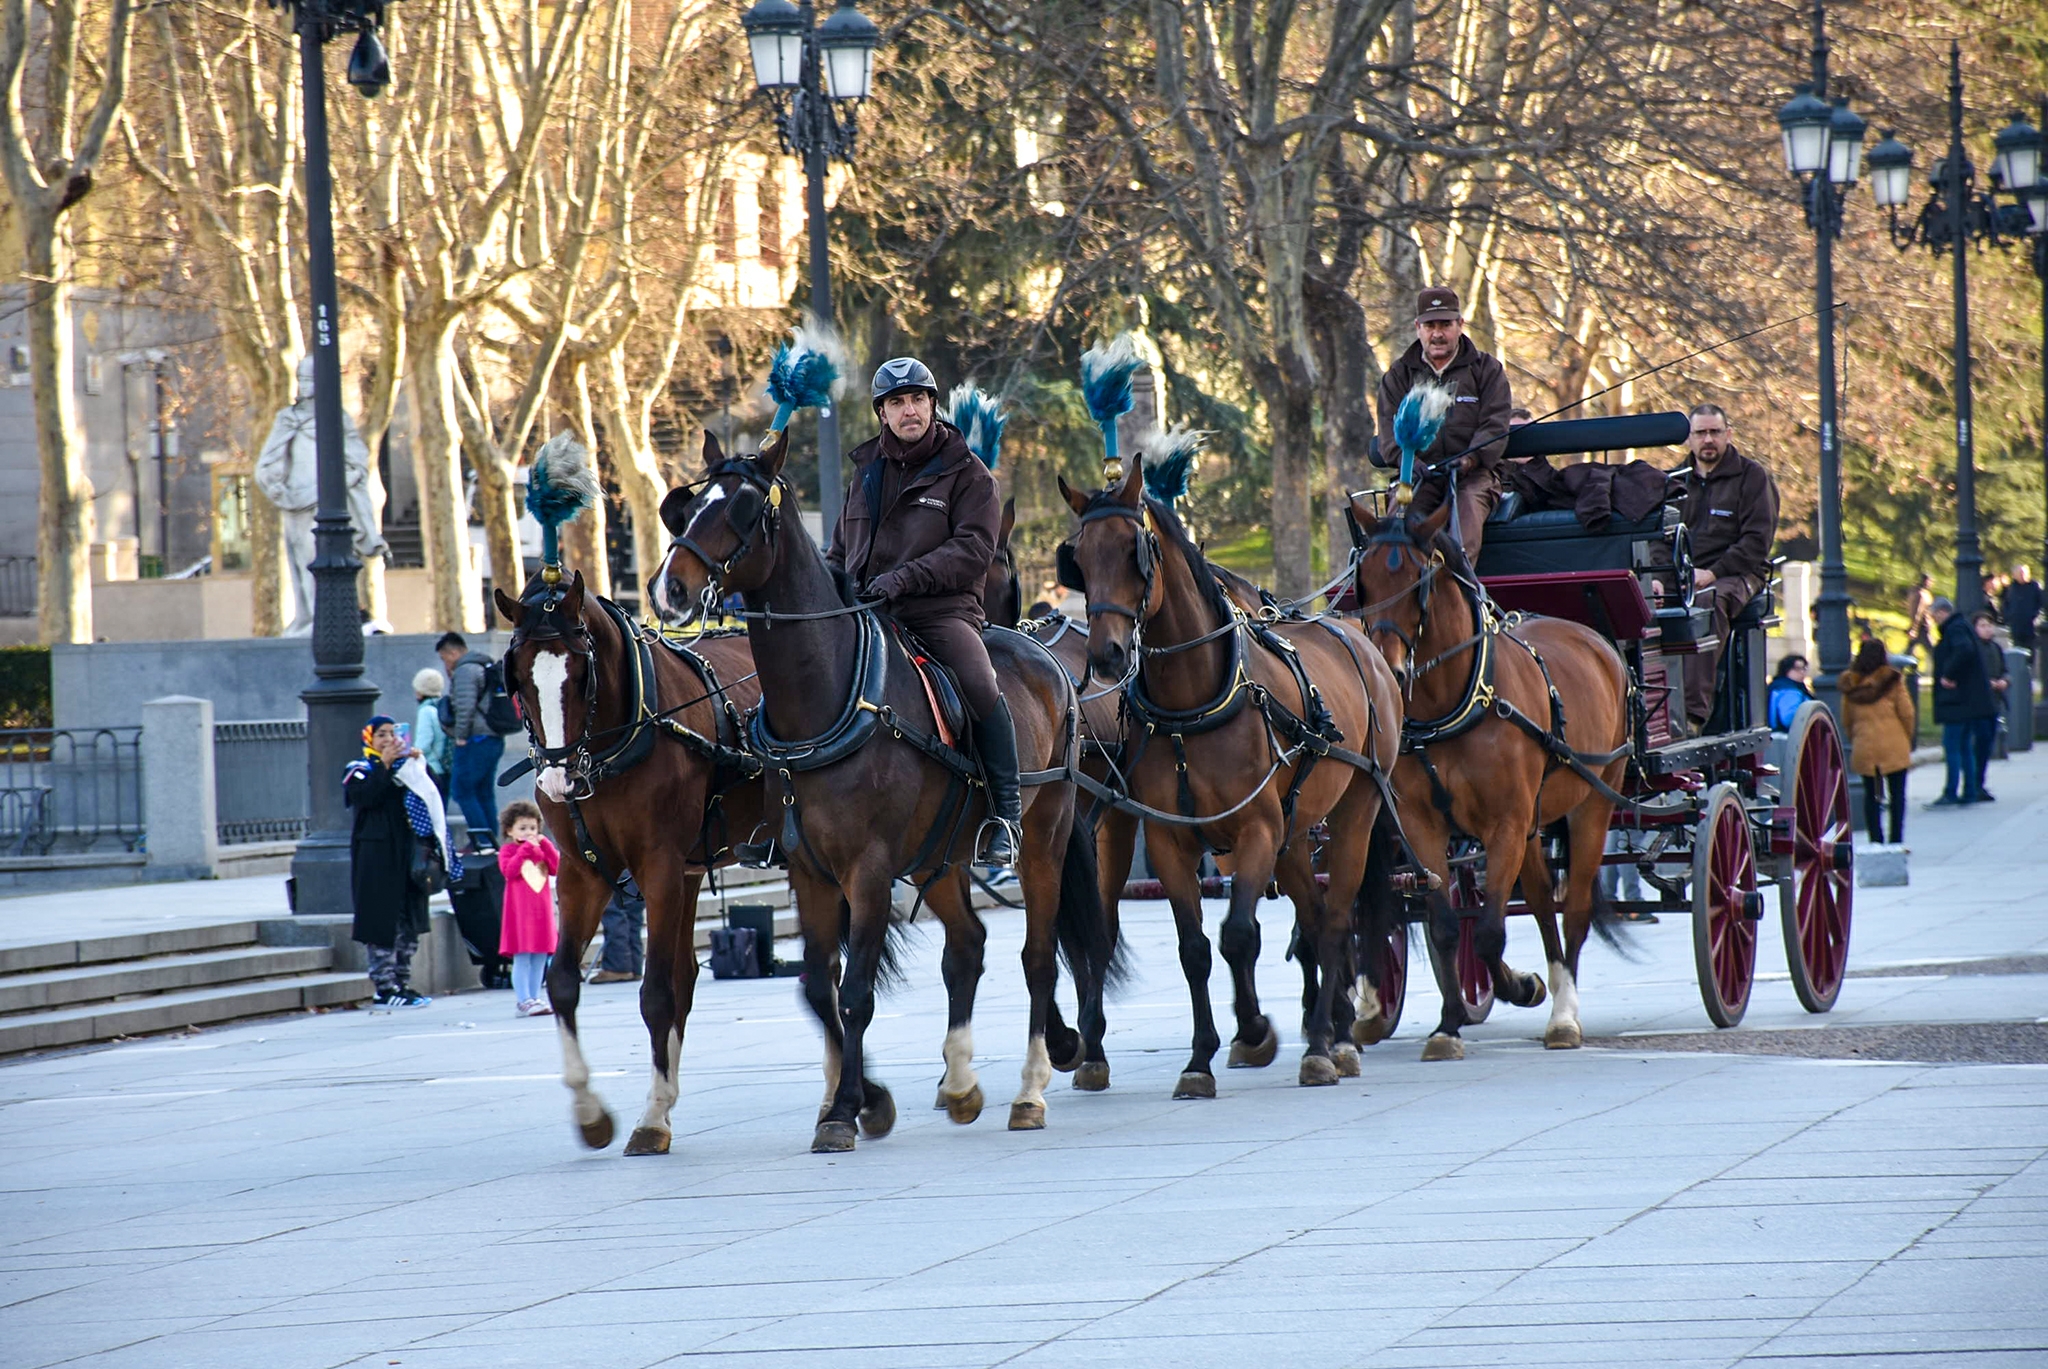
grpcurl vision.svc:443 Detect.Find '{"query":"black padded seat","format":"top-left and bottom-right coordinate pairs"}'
top-left (1475, 506), bottom-right (1669, 579)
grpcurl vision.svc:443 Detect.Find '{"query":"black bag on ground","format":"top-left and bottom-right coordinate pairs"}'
top-left (448, 854), bottom-right (510, 988)
top-left (708, 927), bottom-right (761, 980)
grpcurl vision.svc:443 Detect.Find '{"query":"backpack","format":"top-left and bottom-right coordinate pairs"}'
top-left (479, 660), bottom-right (523, 735)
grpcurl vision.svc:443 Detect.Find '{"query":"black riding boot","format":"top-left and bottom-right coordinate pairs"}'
top-left (972, 700), bottom-right (1024, 865)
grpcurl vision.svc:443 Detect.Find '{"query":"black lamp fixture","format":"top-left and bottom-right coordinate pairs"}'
top-left (736, 0), bottom-right (885, 533)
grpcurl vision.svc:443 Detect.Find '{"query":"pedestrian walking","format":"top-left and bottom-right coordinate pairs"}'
top-left (2003, 565), bottom-right (2042, 658)
top-left (1905, 573), bottom-right (1936, 660)
top-left (438, 631), bottom-right (507, 846)
top-left (1929, 598), bottom-right (1994, 806)
top-left (589, 874), bottom-right (645, 984)
top-left (345, 715), bottom-right (458, 1008)
top-left (1839, 639), bottom-right (1915, 845)
top-left (1767, 655), bottom-right (1816, 731)
top-left (1973, 612), bottom-right (2009, 802)
top-left (411, 668), bottom-right (451, 800)
top-left (496, 800), bottom-right (561, 1017)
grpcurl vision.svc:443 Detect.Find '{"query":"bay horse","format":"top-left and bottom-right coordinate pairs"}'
top-left (493, 570), bottom-right (767, 1155)
top-left (1346, 497), bottom-right (1632, 1058)
top-left (1058, 462), bottom-right (1403, 1093)
top-left (650, 432), bottom-right (1122, 1152)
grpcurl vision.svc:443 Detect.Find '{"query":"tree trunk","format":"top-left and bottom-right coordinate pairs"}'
top-left (1265, 377), bottom-right (1316, 600)
top-left (24, 220), bottom-right (95, 645)
top-left (464, 432), bottom-right (523, 617)
top-left (409, 315), bottom-right (481, 632)
top-left (601, 351), bottom-right (669, 607)
top-left (1308, 273), bottom-right (1379, 584)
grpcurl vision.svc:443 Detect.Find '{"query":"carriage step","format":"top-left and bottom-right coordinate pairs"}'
top-left (0, 971), bottom-right (371, 1056)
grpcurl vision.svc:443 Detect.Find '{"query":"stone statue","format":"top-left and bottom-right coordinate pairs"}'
top-left (255, 355), bottom-right (388, 636)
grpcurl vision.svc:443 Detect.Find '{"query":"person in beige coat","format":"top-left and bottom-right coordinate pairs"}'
top-left (1838, 638), bottom-right (1917, 845)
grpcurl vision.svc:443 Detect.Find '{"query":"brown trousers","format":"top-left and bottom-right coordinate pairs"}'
top-left (897, 609), bottom-right (1001, 719)
top-left (1407, 465), bottom-right (1502, 563)
top-left (1685, 573), bottom-right (1764, 726)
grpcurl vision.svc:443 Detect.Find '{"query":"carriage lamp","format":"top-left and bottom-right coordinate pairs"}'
top-left (741, 0), bottom-right (804, 90)
top-left (1777, 85), bottom-right (1833, 177)
top-left (816, 0), bottom-right (880, 102)
top-left (1991, 111), bottom-right (2042, 196)
top-left (346, 24), bottom-right (391, 96)
top-left (1867, 130), bottom-right (1913, 209)
top-left (1827, 98), bottom-right (1866, 185)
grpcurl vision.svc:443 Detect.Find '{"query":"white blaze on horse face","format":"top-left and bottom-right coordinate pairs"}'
top-left (529, 648), bottom-right (572, 800)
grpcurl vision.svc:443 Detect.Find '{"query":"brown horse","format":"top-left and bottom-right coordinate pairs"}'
top-left (493, 570), bottom-right (766, 1155)
top-left (650, 432), bottom-right (1122, 1151)
top-left (1059, 463), bottom-right (1403, 1092)
top-left (1346, 497), bottom-right (1632, 1058)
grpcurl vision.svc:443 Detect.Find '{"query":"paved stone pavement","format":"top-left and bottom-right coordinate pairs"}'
top-left (3, 748), bottom-right (2046, 1369)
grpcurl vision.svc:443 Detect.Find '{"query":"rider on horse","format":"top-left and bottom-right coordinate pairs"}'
top-left (826, 356), bottom-right (1022, 864)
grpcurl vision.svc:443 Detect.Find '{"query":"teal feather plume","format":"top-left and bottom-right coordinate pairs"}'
top-left (765, 320), bottom-right (848, 432)
top-left (1079, 334), bottom-right (1143, 464)
top-left (944, 383), bottom-right (1007, 470)
top-left (525, 433), bottom-right (600, 570)
top-left (1392, 381), bottom-right (1456, 487)
top-left (1138, 424), bottom-right (1207, 505)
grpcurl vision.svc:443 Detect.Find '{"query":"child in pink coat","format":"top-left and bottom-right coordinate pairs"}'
top-left (496, 801), bottom-right (561, 1017)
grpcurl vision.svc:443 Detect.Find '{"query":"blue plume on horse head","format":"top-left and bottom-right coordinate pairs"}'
top-left (1079, 333), bottom-right (1143, 466)
top-left (944, 382), bottom-right (1006, 470)
top-left (1138, 424), bottom-right (1207, 506)
top-left (1392, 380), bottom-right (1456, 488)
top-left (765, 319), bottom-right (848, 433)
top-left (525, 432), bottom-right (600, 575)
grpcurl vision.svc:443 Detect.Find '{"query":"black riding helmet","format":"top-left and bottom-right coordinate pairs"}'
top-left (870, 356), bottom-right (938, 410)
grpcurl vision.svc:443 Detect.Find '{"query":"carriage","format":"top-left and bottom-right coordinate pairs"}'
top-left (1358, 411), bottom-right (1855, 1036)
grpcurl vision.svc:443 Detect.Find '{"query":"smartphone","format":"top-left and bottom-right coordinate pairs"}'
top-left (394, 722), bottom-right (412, 749)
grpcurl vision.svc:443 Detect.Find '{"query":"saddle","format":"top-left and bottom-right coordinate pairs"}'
top-left (882, 618), bottom-right (970, 753)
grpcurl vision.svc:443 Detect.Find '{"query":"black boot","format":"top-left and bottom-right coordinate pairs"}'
top-left (972, 700), bottom-right (1023, 865)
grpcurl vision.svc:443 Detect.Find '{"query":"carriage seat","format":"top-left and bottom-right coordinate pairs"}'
top-left (1473, 504), bottom-right (1672, 579)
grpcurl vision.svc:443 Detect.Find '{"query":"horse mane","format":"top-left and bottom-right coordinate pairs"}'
top-left (1143, 494), bottom-right (1237, 626)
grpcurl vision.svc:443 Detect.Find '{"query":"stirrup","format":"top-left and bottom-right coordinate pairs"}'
top-left (976, 817), bottom-right (1021, 866)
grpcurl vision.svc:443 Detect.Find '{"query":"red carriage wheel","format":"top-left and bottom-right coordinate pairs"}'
top-left (1691, 782), bottom-right (1760, 1027)
top-left (1781, 701), bottom-right (1853, 1012)
top-left (1376, 919), bottom-right (1409, 1039)
top-left (1425, 867), bottom-right (1495, 1025)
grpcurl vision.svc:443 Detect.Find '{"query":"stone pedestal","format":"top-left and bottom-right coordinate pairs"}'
top-left (1856, 842), bottom-right (1909, 887)
top-left (140, 695), bottom-right (218, 878)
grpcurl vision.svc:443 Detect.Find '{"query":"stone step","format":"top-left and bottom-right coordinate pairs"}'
top-left (0, 944), bottom-right (334, 1016)
top-left (0, 921), bottom-right (262, 975)
top-left (0, 971), bottom-right (372, 1056)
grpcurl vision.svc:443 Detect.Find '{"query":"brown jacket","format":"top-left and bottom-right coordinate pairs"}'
top-left (1678, 444), bottom-right (1779, 584)
top-left (1838, 665), bottom-right (1916, 776)
top-left (827, 418), bottom-right (1000, 623)
top-left (1374, 336), bottom-right (1514, 474)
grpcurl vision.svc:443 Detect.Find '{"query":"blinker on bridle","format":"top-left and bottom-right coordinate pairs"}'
top-left (669, 458), bottom-right (784, 595)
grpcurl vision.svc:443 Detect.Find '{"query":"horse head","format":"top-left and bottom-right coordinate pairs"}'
top-left (492, 569), bottom-right (600, 801)
top-left (981, 496), bottom-right (1020, 629)
top-left (1057, 461), bottom-right (1161, 683)
top-left (650, 428), bottom-right (789, 626)
top-left (1345, 494), bottom-right (1453, 690)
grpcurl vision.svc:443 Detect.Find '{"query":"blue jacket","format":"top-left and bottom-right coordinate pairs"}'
top-left (1767, 676), bottom-right (1814, 730)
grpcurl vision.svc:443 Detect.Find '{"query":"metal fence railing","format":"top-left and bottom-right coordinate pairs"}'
top-left (214, 719), bottom-right (309, 845)
top-left (0, 557), bottom-right (35, 618)
top-left (0, 727), bottom-right (144, 855)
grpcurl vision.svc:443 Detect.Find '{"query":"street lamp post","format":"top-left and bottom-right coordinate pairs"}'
top-left (1774, 0), bottom-right (1865, 714)
top-left (1868, 47), bottom-right (2040, 617)
top-left (739, 0), bottom-right (881, 534)
top-left (268, 0), bottom-right (392, 916)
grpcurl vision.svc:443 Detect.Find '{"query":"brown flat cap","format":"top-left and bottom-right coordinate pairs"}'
top-left (1415, 286), bottom-right (1462, 323)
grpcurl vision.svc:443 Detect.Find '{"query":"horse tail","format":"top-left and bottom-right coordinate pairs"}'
top-left (1584, 872), bottom-right (1640, 959)
top-left (1055, 808), bottom-right (1131, 994)
top-left (838, 896), bottom-right (915, 993)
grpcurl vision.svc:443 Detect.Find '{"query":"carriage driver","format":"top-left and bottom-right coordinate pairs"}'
top-left (826, 357), bottom-right (1021, 864)
top-left (1675, 403), bottom-right (1781, 735)
top-left (1375, 285), bottom-right (1515, 560)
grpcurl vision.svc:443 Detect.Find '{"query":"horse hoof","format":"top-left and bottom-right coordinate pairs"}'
top-left (859, 1086), bottom-right (897, 1139)
top-left (932, 1088), bottom-right (947, 1111)
top-left (1173, 1071), bottom-right (1217, 1100)
top-left (622, 1126), bottom-right (670, 1157)
top-left (942, 1084), bottom-right (984, 1125)
top-left (577, 1111), bottom-right (616, 1150)
top-left (1048, 1027), bottom-right (1084, 1073)
top-left (811, 1120), bottom-right (857, 1153)
top-left (1331, 1043), bottom-right (1362, 1078)
top-left (1545, 1023), bottom-right (1583, 1050)
top-left (1523, 973), bottom-right (1549, 1008)
top-left (1420, 1035), bottom-right (1466, 1062)
top-left (1227, 1016), bottom-right (1279, 1069)
top-left (1351, 1013), bottom-right (1391, 1047)
top-left (1008, 1101), bottom-right (1047, 1131)
top-left (1073, 1061), bottom-right (1111, 1092)
top-left (1298, 1054), bottom-right (1341, 1087)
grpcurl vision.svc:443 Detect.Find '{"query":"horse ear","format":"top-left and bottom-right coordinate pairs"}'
top-left (1413, 499), bottom-right (1453, 545)
top-left (1115, 459), bottom-right (1145, 505)
top-left (563, 569), bottom-right (586, 616)
top-left (493, 587), bottom-right (526, 625)
top-left (998, 496), bottom-right (1015, 549)
top-left (702, 428), bottom-right (725, 471)
top-left (1058, 474), bottom-right (1089, 515)
top-left (1346, 494), bottom-right (1378, 547)
top-left (659, 485), bottom-right (694, 535)
top-left (758, 427), bottom-right (790, 477)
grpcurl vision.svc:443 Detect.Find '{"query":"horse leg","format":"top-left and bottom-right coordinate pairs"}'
top-left (1477, 824), bottom-right (1548, 1015)
top-left (1297, 791), bottom-right (1374, 1082)
top-left (1147, 822), bottom-right (1221, 1098)
top-left (625, 865), bottom-right (696, 1157)
top-left (929, 869), bottom-right (988, 1128)
top-left (1273, 839), bottom-right (1338, 1086)
top-left (1550, 801), bottom-right (1619, 1050)
top-left (1518, 837), bottom-right (1575, 1051)
top-left (813, 866), bottom-right (896, 1153)
top-left (1220, 826), bottom-right (1280, 1070)
top-left (1406, 807), bottom-right (1472, 1061)
top-left (1070, 803), bottom-right (1136, 1094)
top-left (791, 875), bottom-right (847, 1126)
top-left (1007, 799), bottom-right (1068, 1130)
top-left (548, 855), bottom-right (616, 1149)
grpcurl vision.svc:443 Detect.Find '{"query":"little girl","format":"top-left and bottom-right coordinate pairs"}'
top-left (496, 801), bottom-right (561, 1017)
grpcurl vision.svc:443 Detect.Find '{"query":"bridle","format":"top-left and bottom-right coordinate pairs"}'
top-left (1353, 522), bottom-right (1446, 672)
top-left (1057, 498), bottom-right (1161, 629)
top-left (505, 585), bottom-right (605, 794)
top-left (667, 458), bottom-right (784, 620)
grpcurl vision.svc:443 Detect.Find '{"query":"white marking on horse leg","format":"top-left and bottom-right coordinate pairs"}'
top-left (1354, 974), bottom-right (1383, 1024)
top-left (1546, 961), bottom-right (1582, 1042)
top-left (637, 1026), bottom-right (681, 1133)
top-left (556, 1019), bottom-right (606, 1127)
top-left (1014, 1034), bottom-right (1052, 1110)
top-left (941, 1024), bottom-right (977, 1099)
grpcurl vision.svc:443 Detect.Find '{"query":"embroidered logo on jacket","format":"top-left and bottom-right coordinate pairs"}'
top-left (914, 496), bottom-right (947, 511)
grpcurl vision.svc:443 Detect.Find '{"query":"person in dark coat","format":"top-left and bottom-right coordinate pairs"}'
top-left (826, 356), bottom-right (1019, 863)
top-left (1929, 599), bottom-right (1994, 806)
top-left (346, 716), bottom-right (434, 1006)
top-left (1674, 403), bottom-right (1780, 732)
top-left (1971, 611), bottom-right (2009, 802)
top-left (1374, 285), bottom-right (1514, 560)
top-left (2002, 565), bottom-right (2041, 657)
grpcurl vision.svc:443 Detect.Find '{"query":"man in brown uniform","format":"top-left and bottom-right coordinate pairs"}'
top-left (827, 357), bottom-right (1019, 862)
top-left (1375, 285), bottom-right (1515, 560)
top-left (1676, 403), bottom-right (1780, 732)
